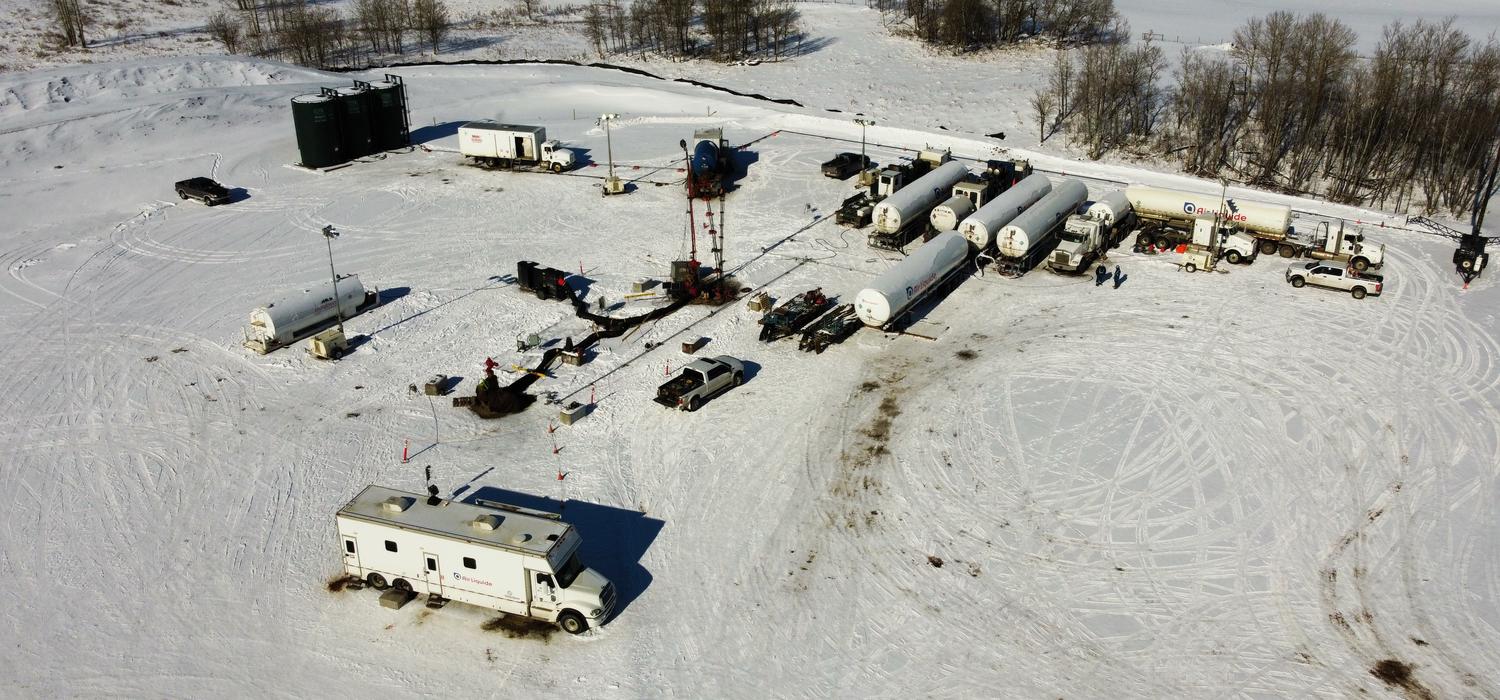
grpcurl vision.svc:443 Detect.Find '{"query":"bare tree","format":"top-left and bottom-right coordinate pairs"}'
top-left (207, 11), bottom-right (243, 54)
top-left (412, 0), bottom-right (451, 53)
top-left (1030, 89), bottom-right (1055, 142)
top-left (48, 0), bottom-right (90, 48)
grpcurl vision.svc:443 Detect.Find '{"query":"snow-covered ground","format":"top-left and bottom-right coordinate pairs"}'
top-left (2, 53), bottom-right (1499, 697)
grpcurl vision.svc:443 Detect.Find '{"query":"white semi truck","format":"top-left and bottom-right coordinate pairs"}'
top-left (459, 121), bottom-right (577, 172)
top-left (1047, 191), bottom-right (1135, 273)
top-left (336, 485), bottom-right (616, 634)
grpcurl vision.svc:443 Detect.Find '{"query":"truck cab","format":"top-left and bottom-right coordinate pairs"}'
top-left (1050, 215), bottom-right (1104, 273)
top-left (540, 140), bottom-right (576, 172)
top-left (1191, 216), bottom-right (1258, 264)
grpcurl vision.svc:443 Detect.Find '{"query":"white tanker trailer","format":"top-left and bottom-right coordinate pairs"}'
top-left (993, 179), bottom-right (1088, 274)
top-left (1126, 185), bottom-right (1292, 254)
top-left (243, 275), bottom-right (377, 354)
top-left (958, 173), bottom-right (1053, 251)
top-left (854, 231), bottom-right (971, 329)
top-left (871, 161), bottom-right (970, 246)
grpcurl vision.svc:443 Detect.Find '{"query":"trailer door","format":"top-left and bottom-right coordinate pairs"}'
top-left (341, 535), bottom-right (361, 574)
top-left (527, 570), bottom-right (557, 618)
top-left (514, 136), bottom-right (527, 161)
top-left (422, 552), bottom-right (443, 596)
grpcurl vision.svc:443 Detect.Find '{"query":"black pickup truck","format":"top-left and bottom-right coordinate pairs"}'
top-left (821, 152), bottom-right (871, 180)
top-left (174, 177), bottom-right (231, 206)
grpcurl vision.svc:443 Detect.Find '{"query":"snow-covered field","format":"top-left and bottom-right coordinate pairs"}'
top-left (2, 51), bottom-right (1499, 698)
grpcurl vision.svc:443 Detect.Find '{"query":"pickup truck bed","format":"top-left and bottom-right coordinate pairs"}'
top-left (654, 373), bottom-right (703, 407)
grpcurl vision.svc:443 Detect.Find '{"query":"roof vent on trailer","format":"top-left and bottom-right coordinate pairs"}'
top-left (381, 496), bottom-right (414, 513)
top-left (470, 514), bottom-right (503, 531)
top-left (512, 533), bottom-right (533, 544)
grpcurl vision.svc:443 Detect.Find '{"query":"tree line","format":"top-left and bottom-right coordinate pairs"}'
top-left (207, 0), bottom-right (454, 68)
top-left (872, 0), bottom-right (1121, 51)
top-left (582, 0), bottom-right (804, 61)
top-left (1034, 12), bottom-right (1500, 216)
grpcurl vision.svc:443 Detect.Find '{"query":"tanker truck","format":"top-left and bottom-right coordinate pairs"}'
top-left (1047, 190), bottom-right (1135, 274)
top-left (958, 173), bottom-right (1053, 251)
top-left (870, 160), bottom-right (970, 250)
top-left (929, 159), bottom-right (1036, 232)
top-left (1127, 186), bottom-right (1290, 254)
top-left (854, 231), bottom-right (971, 329)
top-left (992, 179), bottom-right (1088, 275)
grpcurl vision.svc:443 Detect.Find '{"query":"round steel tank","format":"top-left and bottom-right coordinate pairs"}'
top-left (291, 94), bottom-right (343, 169)
top-left (336, 86), bottom-right (374, 159)
top-left (369, 80), bottom-right (408, 150)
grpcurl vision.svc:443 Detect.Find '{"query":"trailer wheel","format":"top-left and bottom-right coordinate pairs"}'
top-left (393, 578), bottom-right (412, 593)
top-left (558, 610), bottom-right (588, 635)
top-left (1290, 276), bottom-right (1306, 288)
top-left (687, 396), bottom-right (701, 412)
top-left (1352, 257), bottom-right (1369, 272)
top-left (1461, 258), bottom-right (1474, 270)
top-left (1183, 262), bottom-right (1197, 273)
top-left (366, 573), bottom-right (388, 590)
top-left (1259, 240), bottom-right (1278, 256)
top-left (331, 347), bottom-right (344, 360)
top-left (1279, 244), bottom-right (1296, 258)
top-left (1225, 250), bottom-right (1242, 265)
top-left (1351, 286), bottom-right (1367, 300)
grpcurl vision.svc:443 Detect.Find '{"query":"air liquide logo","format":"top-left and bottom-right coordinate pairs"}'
top-left (1181, 200), bottom-right (1249, 222)
top-left (454, 571), bottom-right (494, 587)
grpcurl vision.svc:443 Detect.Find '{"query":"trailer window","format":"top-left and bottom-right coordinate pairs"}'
top-left (555, 553), bottom-right (584, 588)
top-left (344, 540), bottom-right (355, 554)
top-left (385, 540), bottom-right (398, 552)
top-left (463, 557), bottom-right (477, 569)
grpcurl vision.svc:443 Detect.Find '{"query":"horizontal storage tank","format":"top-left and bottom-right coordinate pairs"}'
top-left (872, 161), bottom-right (970, 234)
top-left (337, 86), bottom-right (374, 159)
top-left (1086, 190), bottom-right (1131, 227)
top-left (291, 94), bottom-right (344, 169)
top-left (958, 173), bottom-right (1052, 250)
top-left (246, 275), bottom-right (366, 350)
top-left (997, 179), bottom-right (1088, 261)
top-left (854, 231), bottom-right (970, 328)
top-left (929, 194), bottom-right (976, 232)
top-left (1126, 185), bottom-right (1291, 237)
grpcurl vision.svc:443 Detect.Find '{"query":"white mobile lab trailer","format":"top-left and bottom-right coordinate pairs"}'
top-left (335, 485), bottom-right (616, 634)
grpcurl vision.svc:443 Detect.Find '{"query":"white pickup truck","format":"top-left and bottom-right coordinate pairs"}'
top-left (654, 356), bottom-right (745, 411)
top-left (1285, 261), bottom-right (1384, 299)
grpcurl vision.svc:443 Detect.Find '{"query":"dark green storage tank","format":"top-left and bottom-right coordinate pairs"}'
top-left (291, 93), bottom-right (343, 169)
top-left (337, 86), bottom-right (374, 159)
top-left (369, 79), bottom-right (409, 150)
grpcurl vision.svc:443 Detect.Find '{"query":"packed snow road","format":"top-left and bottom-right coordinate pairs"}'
top-left (0, 57), bottom-right (1496, 698)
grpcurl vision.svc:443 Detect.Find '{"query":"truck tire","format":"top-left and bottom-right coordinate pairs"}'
top-left (558, 610), bottom-right (588, 635)
top-left (1290, 276), bottom-right (1306, 288)
top-left (367, 573), bottom-right (388, 590)
top-left (178, 191), bottom-right (188, 200)
top-left (1259, 240), bottom-right (1278, 256)
top-left (1351, 286), bottom-right (1367, 299)
top-left (687, 396), bottom-right (701, 412)
top-left (1225, 250), bottom-right (1242, 265)
top-left (550, 162), bottom-right (562, 173)
top-left (1279, 244), bottom-right (1296, 258)
top-left (732, 372), bottom-right (743, 387)
top-left (1352, 257), bottom-right (1369, 271)
top-left (393, 578), bottom-right (412, 593)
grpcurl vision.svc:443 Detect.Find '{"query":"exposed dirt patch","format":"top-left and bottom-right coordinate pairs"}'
top-left (326, 575), bottom-right (359, 593)
top-left (1369, 659), bottom-right (1433, 699)
top-left (858, 380), bottom-right (880, 393)
top-left (955, 349), bottom-right (977, 360)
top-left (927, 555), bottom-right (944, 568)
top-left (482, 614), bottom-right (555, 642)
